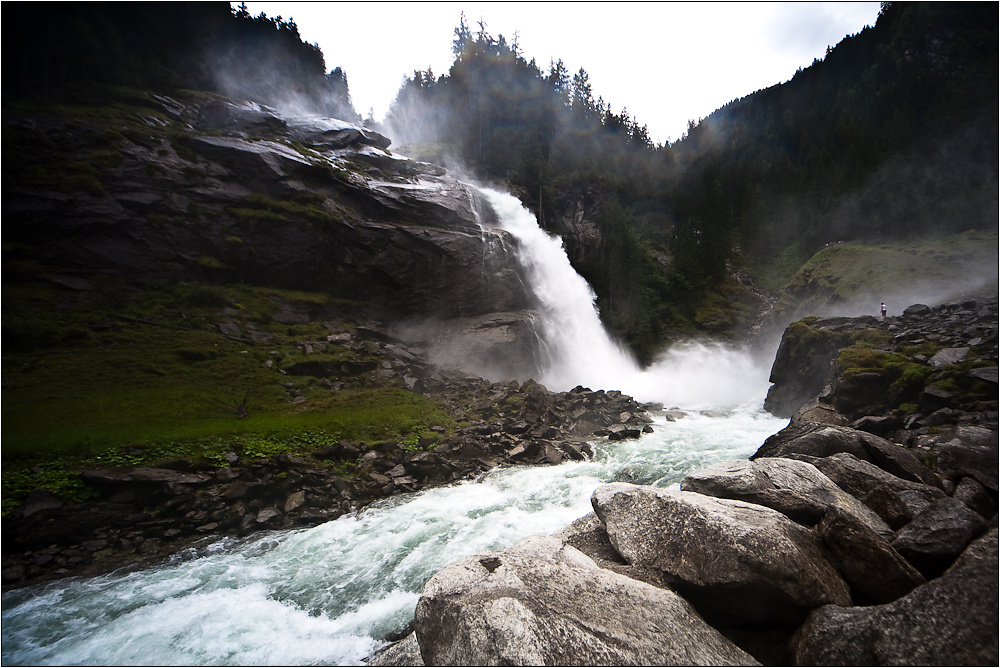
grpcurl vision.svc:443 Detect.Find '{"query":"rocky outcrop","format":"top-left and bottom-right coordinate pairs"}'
top-left (396, 300), bottom-right (997, 666)
top-left (889, 496), bottom-right (990, 577)
top-left (681, 457), bottom-right (891, 535)
top-left (814, 507), bottom-right (926, 605)
top-left (413, 535), bottom-right (758, 666)
top-left (753, 422), bottom-right (942, 489)
top-left (393, 310), bottom-right (542, 383)
top-left (764, 299), bottom-right (998, 421)
top-left (764, 316), bottom-right (869, 418)
top-left (796, 451), bottom-right (948, 529)
top-left (789, 527), bottom-right (998, 666)
top-left (4, 94), bottom-right (541, 377)
top-left (592, 484), bottom-right (851, 624)
top-left (399, 449), bottom-right (994, 665)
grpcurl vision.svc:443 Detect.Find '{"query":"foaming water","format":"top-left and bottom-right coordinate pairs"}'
top-left (3, 186), bottom-right (789, 666)
top-left (2, 406), bottom-right (784, 666)
top-left (480, 189), bottom-right (771, 407)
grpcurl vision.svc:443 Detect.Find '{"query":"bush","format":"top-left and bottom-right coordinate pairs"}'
top-left (176, 283), bottom-right (230, 308)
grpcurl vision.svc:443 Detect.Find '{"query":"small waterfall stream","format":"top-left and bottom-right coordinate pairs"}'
top-left (1, 186), bottom-right (787, 666)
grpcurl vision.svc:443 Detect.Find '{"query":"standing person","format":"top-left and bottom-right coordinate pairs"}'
top-left (880, 302), bottom-right (887, 319)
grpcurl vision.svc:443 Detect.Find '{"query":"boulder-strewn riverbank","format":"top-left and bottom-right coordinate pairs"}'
top-left (373, 297), bottom-right (998, 666)
top-left (1, 325), bottom-right (656, 589)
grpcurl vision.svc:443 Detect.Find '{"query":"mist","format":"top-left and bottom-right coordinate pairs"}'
top-left (468, 188), bottom-right (774, 410)
top-left (201, 3), bottom-right (995, 412)
top-left (203, 9), bottom-right (362, 124)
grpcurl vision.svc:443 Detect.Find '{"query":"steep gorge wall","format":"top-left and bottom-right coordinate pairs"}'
top-left (4, 94), bottom-right (547, 378)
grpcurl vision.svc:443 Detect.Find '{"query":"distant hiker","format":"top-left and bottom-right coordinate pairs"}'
top-left (880, 302), bottom-right (887, 319)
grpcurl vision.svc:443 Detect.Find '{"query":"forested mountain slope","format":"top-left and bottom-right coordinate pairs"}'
top-left (386, 2), bottom-right (998, 358)
top-left (3, 1), bottom-right (358, 121)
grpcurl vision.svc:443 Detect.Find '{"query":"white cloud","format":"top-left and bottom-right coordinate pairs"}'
top-left (240, 1), bottom-right (880, 144)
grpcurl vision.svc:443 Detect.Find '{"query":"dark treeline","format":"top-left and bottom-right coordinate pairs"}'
top-left (679, 1), bottom-right (998, 281)
top-left (3, 2), bottom-right (358, 120)
top-left (385, 3), bottom-right (998, 360)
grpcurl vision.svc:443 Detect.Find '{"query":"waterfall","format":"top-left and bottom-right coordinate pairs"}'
top-left (480, 188), bottom-right (772, 409)
top-left (1, 186), bottom-right (788, 667)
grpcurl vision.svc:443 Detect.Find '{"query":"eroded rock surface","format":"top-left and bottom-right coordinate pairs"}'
top-left (790, 526), bottom-right (999, 666)
top-left (400, 299), bottom-right (997, 665)
top-left (681, 457), bottom-right (890, 535)
top-left (591, 483), bottom-right (851, 624)
top-left (414, 535), bottom-right (758, 666)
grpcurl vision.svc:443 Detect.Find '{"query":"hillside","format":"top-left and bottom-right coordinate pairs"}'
top-left (760, 230), bottom-right (999, 338)
top-left (4, 3), bottom-right (994, 359)
top-left (2, 6), bottom-right (997, 661)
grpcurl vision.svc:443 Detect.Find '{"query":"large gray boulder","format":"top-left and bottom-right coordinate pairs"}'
top-left (395, 310), bottom-right (542, 382)
top-left (591, 483), bottom-right (851, 624)
top-left (681, 457), bottom-right (891, 537)
top-left (891, 496), bottom-right (990, 577)
top-left (755, 421), bottom-right (869, 461)
top-left (754, 423), bottom-right (941, 489)
top-left (549, 512), bottom-right (667, 589)
top-left (413, 535), bottom-right (758, 666)
top-left (790, 526), bottom-right (999, 666)
top-left (915, 425), bottom-right (999, 491)
top-left (816, 508), bottom-right (925, 604)
top-left (790, 452), bottom-right (947, 526)
top-left (953, 475), bottom-right (997, 518)
top-left (763, 318), bottom-right (855, 418)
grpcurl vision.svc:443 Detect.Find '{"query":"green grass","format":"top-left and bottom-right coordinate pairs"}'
top-left (229, 193), bottom-right (336, 226)
top-left (769, 229), bottom-right (999, 320)
top-left (1, 281), bottom-right (456, 513)
top-left (835, 338), bottom-right (994, 414)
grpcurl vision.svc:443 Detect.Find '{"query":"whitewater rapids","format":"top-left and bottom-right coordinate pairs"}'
top-left (2, 186), bottom-right (787, 666)
top-left (481, 188), bottom-right (772, 408)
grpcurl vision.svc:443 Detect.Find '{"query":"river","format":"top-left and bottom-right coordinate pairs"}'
top-left (2, 187), bottom-right (788, 666)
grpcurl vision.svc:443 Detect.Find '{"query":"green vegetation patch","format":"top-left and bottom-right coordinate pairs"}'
top-left (783, 319), bottom-right (857, 364)
top-left (773, 231), bottom-right (999, 320)
top-left (228, 193), bottom-right (336, 226)
top-left (836, 338), bottom-right (995, 413)
top-left (1, 280), bottom-right (456, 514)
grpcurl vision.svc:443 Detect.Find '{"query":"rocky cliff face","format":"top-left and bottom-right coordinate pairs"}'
top-left (764, 299), bottom-right (998, 419)
top-left (4, 93), bottom-right (539, 378)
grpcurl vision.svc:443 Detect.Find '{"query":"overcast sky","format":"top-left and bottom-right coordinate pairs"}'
top-left (241, 1), bottom-right (881, 144)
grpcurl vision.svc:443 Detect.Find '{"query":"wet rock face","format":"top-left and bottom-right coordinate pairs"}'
top-left (5, 97), bottom-right (530, 323)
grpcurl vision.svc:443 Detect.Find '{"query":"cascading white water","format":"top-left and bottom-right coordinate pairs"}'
top-left (1, 186), bottom-right (787, 666)
top-left (481, 188), bottom-right (773, 408)
top-left (1, 410), bottom-right (784, 666)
